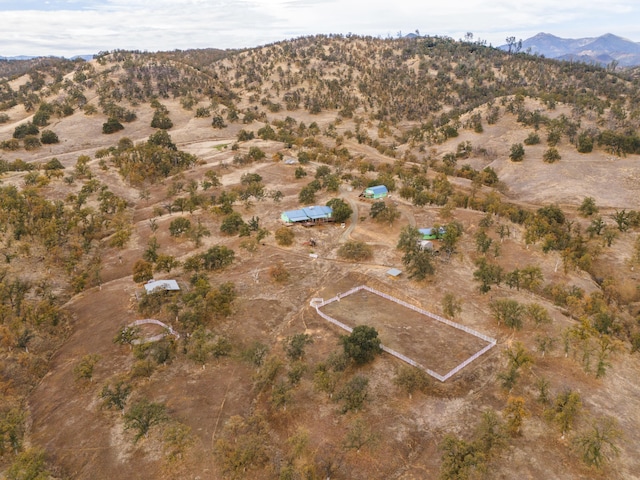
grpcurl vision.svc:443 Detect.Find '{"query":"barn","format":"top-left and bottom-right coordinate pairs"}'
top-left (361, 185), bottom-right (388, 199)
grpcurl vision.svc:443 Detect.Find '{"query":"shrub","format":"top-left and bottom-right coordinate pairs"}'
top-left (6, 449), bottom-right (50, 480)
top-left (577, 132), bottom-right (594, 153)
top-left (33, 109), bottom-right (50, 126)
top-left (341, 325), bottom-right (382, 365)
top-left (257, 124), bottom-right (276, 140)
top-left (43, 158), bottom-right (64, 170)
top-left (237, 129), bottom-right (254, 141)
top-left (13, 121), bottom-right (39, 139)
top-left (578, 197), bottom-right (598, 217)
top-left (338, 241), bottom-right (373, 261)
top-left (211, 115), bottom-right (226, 128)
top-left (132, 259), bottom-right (153, 283)
top-left (442, 293), bottom-right (462, 319)
top-left (151, 111), bottom-right (173, 129)
top-left (370, 200), bottom-right (400, 225)
top-left (220, 212), bottom-right (245, 235)
top-left (73, 354), bottom-right (101, 382)
top-left (148, 129), bottom-right (176, 149)
top-left (196, 107), bottom-right (210, 118)
top-left (275, 226), bottom-right (295, 246)
top-left (124, 399), bottom-right (168, 443)
top-left (284, 333), bottom-right (313, 361)
top-left (200, 246), bottom-right (235, 271)
top-left (102, 117), bottom-right (124, 134)
top-left (269, 262), bottom-right (290, 283)
top-left (523, 132), bottom-right (540, 145)
top-left (547, 130), bottom-right (561, 146)
top-left (298, 151), bottom-right (311, 164)
top-left (543, 147), bottom-right (561, 163)
top-left (326, 198), bottom-right (353, 223)
top-left (490, 298), bottom-right (525, 330)
top-left (8, 159), bottom-right (34, 171)
top-left (130, 359), bottom-right (155, 379)
top-left (83, 104), bottom-right (97, 115)
top-left (40, 129), bottom-right (59, 144)
top-left (23, 136), bottom-right (42, 151)
top-left (335, 375), bottom-right (369, 413)
top-left (1, 139), bottom-right (20, 151)
top-left (169, 217), bottom-right (191, 237)
top-left (394, 365), bottom-right (430, 397)
top-left (509, 143), bottom-right (525, 162)
top-left (247, 146), bottom-right (265, 161)
top-left (298, 185), bottom-right (316, 204)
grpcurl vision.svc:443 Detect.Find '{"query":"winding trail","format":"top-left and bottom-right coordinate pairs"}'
top-left (340, 195), bottom-right (360, 242)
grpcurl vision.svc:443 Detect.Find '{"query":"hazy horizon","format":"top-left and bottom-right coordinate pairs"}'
top-left (1, 0), bottom-right (639, 58)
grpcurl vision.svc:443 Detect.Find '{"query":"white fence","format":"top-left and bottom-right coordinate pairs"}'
top-left (311, 285), bottom-right (496, 382)
top-left (129, 318), bottom-right (180, 345)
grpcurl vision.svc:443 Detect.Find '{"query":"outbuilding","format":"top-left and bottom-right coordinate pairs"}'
top-left (419, 227), bottom-right (446, 240)
top-left (419, 240), bottom-right (434, 251)
top-left (386, 268), bottom-right (402, 278)
top-left (361, 185), bottom-right (388, 199)
top-left (144, 279), bottom-right (181, 294)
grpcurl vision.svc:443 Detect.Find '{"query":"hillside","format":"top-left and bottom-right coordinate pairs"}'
top-left (1, 35), bottom-right (640, 479)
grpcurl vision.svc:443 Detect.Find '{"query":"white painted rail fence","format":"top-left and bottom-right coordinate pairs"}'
top-left (311, 285), bottom-right (496, 382)
top-left (129, 319), bottom-right (180, 345)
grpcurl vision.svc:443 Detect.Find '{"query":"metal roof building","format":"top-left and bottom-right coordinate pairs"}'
top-left (386, 268), bottom-right (402, 278)
top-left (144, 279), bottom-right (180, 293)
top-left (281, 206), bottom-right (333, 224)
top-left (419, 227), bottom-right (446, 240)
top-left (361, 185), bottom-right (389, 199)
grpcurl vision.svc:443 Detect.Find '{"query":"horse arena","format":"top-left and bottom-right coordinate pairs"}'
top-left (311, 285), bottom-right (496, 381)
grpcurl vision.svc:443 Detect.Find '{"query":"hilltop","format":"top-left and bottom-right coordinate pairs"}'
top-left (1, 35), bottom-right (640, 479)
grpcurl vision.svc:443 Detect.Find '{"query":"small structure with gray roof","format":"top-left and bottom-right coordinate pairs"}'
top-left (144, 279), bottom-right (180, 294)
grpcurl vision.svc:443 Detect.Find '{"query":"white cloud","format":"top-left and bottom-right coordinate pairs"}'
top-left (0, 0), bottom-right (639, 57)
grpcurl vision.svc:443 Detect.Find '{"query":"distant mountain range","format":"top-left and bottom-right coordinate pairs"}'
top-left (499, 33), bottom-right (640, 67)
top-left (0, 54), bottom-right (94, 61)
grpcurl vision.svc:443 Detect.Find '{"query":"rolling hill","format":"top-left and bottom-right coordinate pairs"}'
top-left (1, 34), bottom-right (640, 480)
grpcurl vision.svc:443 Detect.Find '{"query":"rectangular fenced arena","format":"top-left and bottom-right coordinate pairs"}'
top-left (311, 285), bottom-right (496, 382)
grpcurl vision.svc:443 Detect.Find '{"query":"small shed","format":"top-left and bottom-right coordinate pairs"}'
top-left (419, 240), bottom-right (434, 251)
top-left (386, 268), bottom-right (402, 278)
top-left (361, 185), bottom-right (388, 199)
top-left (419, 227), bottom-right (446, 240)
top-left (144, 279), bottom-right (180, 294)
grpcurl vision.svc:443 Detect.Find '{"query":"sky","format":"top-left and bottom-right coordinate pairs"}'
top-left (1, 0), bottom-right (639, 57)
